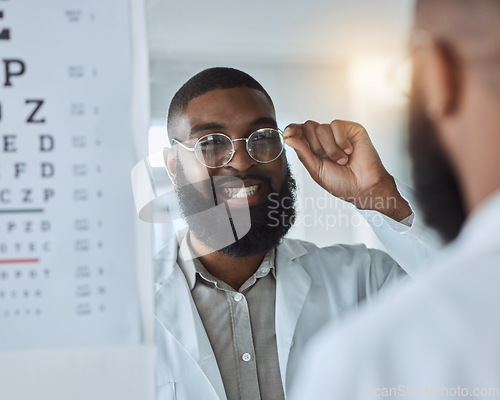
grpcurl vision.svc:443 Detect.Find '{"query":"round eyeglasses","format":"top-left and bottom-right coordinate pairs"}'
top-left (171, 128), bottom-right (285, 168)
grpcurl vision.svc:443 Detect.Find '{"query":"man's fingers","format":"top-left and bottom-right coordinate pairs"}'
top-left (330, 120), bottom-right (354, 155)
top-left (302, 120), bottom-right (325, 157)
top-left (316, 124), bottom-right (349, 165)
top-left (285, 121), bottom-right (351, 166)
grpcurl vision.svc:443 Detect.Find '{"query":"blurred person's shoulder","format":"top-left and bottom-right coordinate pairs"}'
top-left (291, 242), bottom-right (500, 399)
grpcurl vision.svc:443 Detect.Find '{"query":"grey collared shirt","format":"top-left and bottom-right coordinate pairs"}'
top-left (177, 237), bottom-right (285, 400)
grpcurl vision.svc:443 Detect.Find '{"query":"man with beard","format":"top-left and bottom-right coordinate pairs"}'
top-left (290, 1), bottom-right (500, 399)
top-left (155, 67), bottom-right (434, 400)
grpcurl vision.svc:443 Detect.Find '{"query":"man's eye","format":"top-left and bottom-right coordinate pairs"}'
top-left (253, 134), bottom-right (267, 141)
top-left (208, 139), bottom-right (223, 145)
top-left (252, 133), bottom-right (277, 143)
top-left (199, 137), bottom-right (225, 148)
top-left (199, 141), bottom-right (214, 148)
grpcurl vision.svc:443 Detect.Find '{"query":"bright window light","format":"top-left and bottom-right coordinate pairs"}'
top-left (148, 125), bottom-right (169, 167)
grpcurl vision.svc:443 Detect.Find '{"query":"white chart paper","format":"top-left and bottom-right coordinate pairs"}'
top-left (0, 0), bottom-right (141, 350)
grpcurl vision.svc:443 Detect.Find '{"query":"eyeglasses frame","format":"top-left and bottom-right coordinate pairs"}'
top-left (171, 128), bottom-right (285, 169)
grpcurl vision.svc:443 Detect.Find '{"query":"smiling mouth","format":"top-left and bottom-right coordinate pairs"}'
top-left (223, 184), bottom-right (260, 199)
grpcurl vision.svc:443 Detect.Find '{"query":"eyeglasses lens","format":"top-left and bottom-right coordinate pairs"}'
top-left (195, 134), bottom-right (233, 168)
top-left (248, 129), bottom-right (283, 163)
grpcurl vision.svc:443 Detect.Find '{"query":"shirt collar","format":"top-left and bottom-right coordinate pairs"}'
top-left (177, 231), bottom-right (276, 291)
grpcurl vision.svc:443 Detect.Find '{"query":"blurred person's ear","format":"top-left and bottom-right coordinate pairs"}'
top-left (421, 41), bottom-right (460, 122)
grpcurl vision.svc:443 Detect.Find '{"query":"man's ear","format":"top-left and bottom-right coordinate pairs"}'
top-left (421, 40), bottom-right (460, 119)
top-left (163, 147), bottom-right (177, 185)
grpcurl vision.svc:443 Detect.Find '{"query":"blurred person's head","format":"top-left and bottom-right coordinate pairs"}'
top-left (164, 67), bottom-right (296, 257)
top-left (409, 0), bottom-right (500, 242)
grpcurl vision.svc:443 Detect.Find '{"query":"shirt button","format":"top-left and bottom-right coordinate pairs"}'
top-left (242, 353), bottom-right (252, 362)
top-left (234, 293), bottom-right (243, 302)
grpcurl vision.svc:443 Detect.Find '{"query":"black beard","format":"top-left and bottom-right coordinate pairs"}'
top-left (175, 162), bottom-right (296, 257)
top-left (408, 77), bottom-right (466, 243)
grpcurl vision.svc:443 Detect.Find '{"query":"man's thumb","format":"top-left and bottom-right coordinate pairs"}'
top-left (284, 134), bottom-right (321, 177)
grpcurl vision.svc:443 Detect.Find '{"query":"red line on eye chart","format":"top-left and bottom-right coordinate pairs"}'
top-left (0, 259), bottom-right (40, 264)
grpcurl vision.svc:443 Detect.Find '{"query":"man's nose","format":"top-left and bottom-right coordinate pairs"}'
top-left (226, 140), bottom-right (256, 171)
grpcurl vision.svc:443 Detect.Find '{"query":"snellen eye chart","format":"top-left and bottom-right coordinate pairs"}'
top-left (0, 0), bottom-right (141, 350)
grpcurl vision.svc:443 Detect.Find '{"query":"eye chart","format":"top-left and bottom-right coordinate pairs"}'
top-left (0, 0), bottom-right (141, 350)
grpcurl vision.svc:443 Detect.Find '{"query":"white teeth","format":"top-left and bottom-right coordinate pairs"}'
top-left (223, 185), bottom-right (259, 198)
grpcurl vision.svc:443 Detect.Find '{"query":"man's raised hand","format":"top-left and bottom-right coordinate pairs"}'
top-left (284, 120), bottom-right (412, 222)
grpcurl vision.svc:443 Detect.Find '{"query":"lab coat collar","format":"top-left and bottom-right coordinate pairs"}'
top-left (424, 189), bottom-right (500, 279)
top-left (274, 239), bottom-right (312, 394)
top-left (456, 189), bottom-right (500, 250)
top-left (155, 243), bottom-right (228, 400)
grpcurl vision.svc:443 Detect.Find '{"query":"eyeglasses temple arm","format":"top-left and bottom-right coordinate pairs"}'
top-left (171, 138), bottom-right (195, 151)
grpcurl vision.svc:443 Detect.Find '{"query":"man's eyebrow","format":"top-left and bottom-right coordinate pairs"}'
top-left (251, 117), bottom-right (278, 128)
top-left (190, 122), bottom-right (225, 137)
top-left (189, 117), bottom-right (277, 137)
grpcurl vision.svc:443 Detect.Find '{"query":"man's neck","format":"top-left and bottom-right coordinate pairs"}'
top-left (188, 231), bottom-right (267, 290)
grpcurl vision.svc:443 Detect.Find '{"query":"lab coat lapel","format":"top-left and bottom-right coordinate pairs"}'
top-left (274, 239), bottom-right (311, 392)
top-left (155, 241), bottom-right (227, 400)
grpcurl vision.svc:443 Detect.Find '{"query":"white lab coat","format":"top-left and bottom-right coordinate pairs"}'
top-left (154, 200), bottom-right (436, 399)
top-left (290, 191), bottom-right (500, 400)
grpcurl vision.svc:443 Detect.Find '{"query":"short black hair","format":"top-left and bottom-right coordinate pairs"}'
top-left (167, 67), bottom-right (274, 141)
